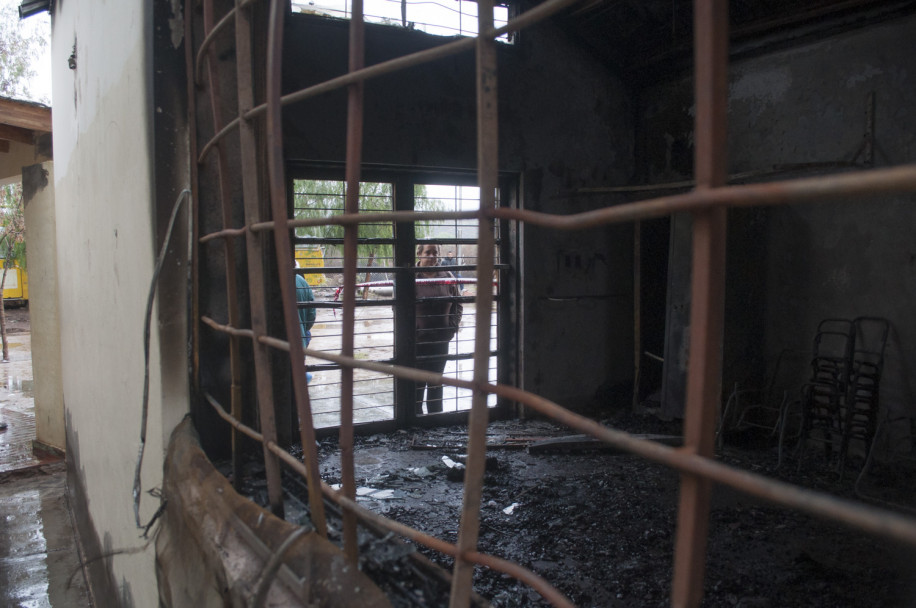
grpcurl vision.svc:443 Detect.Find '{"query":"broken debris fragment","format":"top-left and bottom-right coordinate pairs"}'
top-left (441, 455), bottom-right (466, 481)
top-left (331, 484), bottom-right (402, 501)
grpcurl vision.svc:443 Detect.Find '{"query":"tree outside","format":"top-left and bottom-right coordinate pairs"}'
top-left (0, 186), bottom-right (25, 362)
top-left (0, 0), bottom-right (49, 102)
top-left (292, 179), bottom-right (446, 278)
top-left (0, 0), bottom-right (49, 365)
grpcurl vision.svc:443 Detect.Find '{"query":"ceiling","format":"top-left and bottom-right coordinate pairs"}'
top-left (551, 0), bottom-right (916, 82)
top-left (0, 97), bottom-right (52, 184)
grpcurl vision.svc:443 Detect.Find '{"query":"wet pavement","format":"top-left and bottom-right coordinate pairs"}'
top-left (307, 301), bottom-right (498, 428)
top-left (0, 325), bottom-right (93, 607)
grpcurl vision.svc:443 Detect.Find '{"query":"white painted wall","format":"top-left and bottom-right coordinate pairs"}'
top-left (51, 2), bottom-right (185, 604)
top-left (23, 160), bottom-right (65, 451)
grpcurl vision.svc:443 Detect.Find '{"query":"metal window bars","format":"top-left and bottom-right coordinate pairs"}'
top-left (290, 0), bottom-right (511, 40)
top-left (186, 0), bottom-right (916, 607)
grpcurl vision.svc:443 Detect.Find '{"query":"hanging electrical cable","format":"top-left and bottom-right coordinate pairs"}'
top-left (133, 188), bottom-right (192, 533)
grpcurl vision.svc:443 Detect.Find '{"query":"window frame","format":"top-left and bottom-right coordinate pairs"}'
top-left (287, 163), bottom-right (519, 433)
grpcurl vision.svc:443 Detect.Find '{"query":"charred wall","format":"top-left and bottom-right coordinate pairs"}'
top-left (190, 0), bottom-right (297, 455)
top-left (640, 11), bottom-right (916, 448)
top-left (282, 9), bottom-right (636, 414)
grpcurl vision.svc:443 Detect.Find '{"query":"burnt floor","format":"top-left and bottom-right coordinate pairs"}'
top-left (234, 413), bottom-right (916, 607)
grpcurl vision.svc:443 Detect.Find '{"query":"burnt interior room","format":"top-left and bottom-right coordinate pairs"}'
top-left (187, 0), bottom-right (916, 606)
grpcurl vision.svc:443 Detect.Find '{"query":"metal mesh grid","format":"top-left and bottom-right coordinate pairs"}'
top-left (186, 0), bottom-right (916, 606)
top-left (291, 0), bottom-right (510, 40)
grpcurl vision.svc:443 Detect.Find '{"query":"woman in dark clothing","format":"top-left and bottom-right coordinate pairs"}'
top-left (415, 243), bottom-right (463, 414)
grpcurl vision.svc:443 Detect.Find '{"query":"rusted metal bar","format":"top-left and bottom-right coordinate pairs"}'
top-left (488, 384), bottom-right (916, 549)
top-left (235, 0), bottom-right (286, 518)
top-left (207, 376), bottom-right (916, 604)
top-left (194, 0), bottom-right (259, 86)
top-left (332, 491), bottom-right (576, 608)
top-left (275, 0), bottom-right (578, 111)
top-left (195, 4), bottom-right (238, 86)
top-left (202, 0), bottom-right (246, 494)
top-left (204, 345), bottom-right (916, 551)
top-left (245, 160), bottom-right (916, 231)
top-left (199, 226), bottom-right (248, 243)
top-left (250, 209), bottom-right (480, 232)
top-left (196, 0), bottom-right (584, 164)
top-left (450, 1), bottom-right (499, 605)
top-left (264, 0), bottom-right (328, 537)
top-left (338, 0), bottom-right (367, 566)
top-left (671, 2), bottom-right (729, 607)
top-left (490, 163), bottom-right (916, 228)
top-left (249, 527), bottom-right (309, 608)
top-left (201, 315), bottom-right (256, 339)
top-left (203, 390), bottom-right (575, 607)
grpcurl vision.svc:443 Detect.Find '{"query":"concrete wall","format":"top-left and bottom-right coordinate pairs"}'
top-left (283, 13), bottom-right (635, 413)
top-left (640, 13), bottom-right (916, 447)
top-left (51, 1), bottom-right (188, 605)
top-left (22, 161), bottom-right (64, 451)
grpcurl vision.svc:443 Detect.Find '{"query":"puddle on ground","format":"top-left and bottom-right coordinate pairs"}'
top-left (1, 377), bottom-right (34, 398)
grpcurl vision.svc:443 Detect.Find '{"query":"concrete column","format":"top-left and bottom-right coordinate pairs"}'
top-left (22, 161), bottom-right (65, 452)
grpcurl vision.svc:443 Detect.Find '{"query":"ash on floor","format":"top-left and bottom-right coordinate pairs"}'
top-left (234, 416), bottom-right (916, 607)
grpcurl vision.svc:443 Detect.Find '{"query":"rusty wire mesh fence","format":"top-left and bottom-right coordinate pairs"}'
top-left (187, 0), bottom-right (916, 606)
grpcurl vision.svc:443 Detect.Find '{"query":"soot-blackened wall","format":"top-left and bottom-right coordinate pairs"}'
top-left (282, 12), bottom-right (636, 414)
top-left (641, 12), bottom-right (916, 451)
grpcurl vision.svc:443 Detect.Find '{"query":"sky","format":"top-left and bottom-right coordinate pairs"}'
top-left (2, 0), bottom-right (51, 104)
top-left (292, 0), bottom-right (508, 39)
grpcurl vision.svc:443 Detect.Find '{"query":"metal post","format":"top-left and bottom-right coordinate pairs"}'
top-left (340, 0), bottom-right (366, 566)
top-left (235, 0), bottom-right (286, 517)
top-left (201, 0), bottom-right (246, 495)
top-left (450, 1), bottom-right (499, 605)
top-left (264, 0), bottom-right (328, 537)
top-left (671, 2), bottom-right (729, 607)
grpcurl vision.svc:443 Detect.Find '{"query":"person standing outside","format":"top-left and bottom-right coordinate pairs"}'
top-left (296, 262), bottom-right (316, 382)
top-left (415, 243), bottom-right (463, 414)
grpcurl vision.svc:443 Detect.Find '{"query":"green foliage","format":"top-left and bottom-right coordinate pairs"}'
top-left (292, 180), bottom-right (444, 267)
top-left (0, 2), bottom-right (48, 102)
top-left (0, 1), bottom-right (47, 280)
top-left (0, 184), bottom-right (26, 269)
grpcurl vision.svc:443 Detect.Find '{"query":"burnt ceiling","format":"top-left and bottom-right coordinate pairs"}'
top-left (548, 0), bottom-right (916, 83)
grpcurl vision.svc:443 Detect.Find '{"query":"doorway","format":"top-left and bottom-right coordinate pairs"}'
top-left (289, 167), bottom-right (516, 430)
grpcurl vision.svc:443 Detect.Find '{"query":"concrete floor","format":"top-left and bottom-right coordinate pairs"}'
top-left (0, 330), bottom-right (92, 607)
top-left (307, 301), bottom-right (498, 428)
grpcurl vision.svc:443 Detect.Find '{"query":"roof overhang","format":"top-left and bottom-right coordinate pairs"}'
top-left (19, 0), bottom-right (52, 19)
top-left (0, 96), bottom-right (52, 184)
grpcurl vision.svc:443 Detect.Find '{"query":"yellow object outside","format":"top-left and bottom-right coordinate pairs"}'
top-left (0, 262), bottom-right (27, 303)
top-left (294, 247), bottom-right (324, 286)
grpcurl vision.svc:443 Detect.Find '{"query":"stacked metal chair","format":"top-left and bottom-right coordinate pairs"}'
top-left (795, 317), bottom-right (889, 472)
top-left (841, 317), bottom-right (889, 471)
top-left (797, 319), bottom-right (856, 467)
